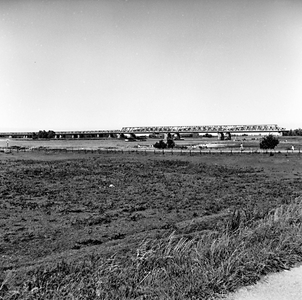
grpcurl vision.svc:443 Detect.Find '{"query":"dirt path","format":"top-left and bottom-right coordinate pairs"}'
top-left (221, 265), bottom-right (302, 300)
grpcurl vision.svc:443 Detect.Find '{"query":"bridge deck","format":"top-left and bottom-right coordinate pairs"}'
top-left (0, 124), bottom-right (286, 138)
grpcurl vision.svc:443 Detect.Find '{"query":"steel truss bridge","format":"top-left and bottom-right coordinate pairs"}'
top-left (121, 124), bottom-right (284, 133)
top-left (0, 124), bottom-right (286, 139)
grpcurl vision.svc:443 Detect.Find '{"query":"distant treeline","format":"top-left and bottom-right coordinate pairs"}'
top-left (32, 130), bottom-right (56, 139)
top-left (283, 128), bottom-right (302, 136)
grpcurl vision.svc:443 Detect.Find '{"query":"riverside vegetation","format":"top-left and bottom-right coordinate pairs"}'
top-left (0, 151), bottom-right (302, 299)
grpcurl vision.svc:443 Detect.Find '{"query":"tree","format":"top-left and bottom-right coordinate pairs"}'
top-left (47, 130), bottom-right (56, 139)
top-left (259, 135), bottom-right (279, 149)
top-left (167, 139), bottom-right (175, 149)
top-left (38, 130), bottom-right (48, 139)
top-left (283, 128), bottom-right (302, 136)
top-left (294, 128), bottom-right (302, 136)
top-left (34, 130), bottom-right (56, 139)
top-left (166, 133), bottom-right (175, 149)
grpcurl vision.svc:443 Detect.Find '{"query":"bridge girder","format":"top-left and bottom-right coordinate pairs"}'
top-left (121, 124), bottom-right (285, 134)
top-left (0, 124), bottom-right (286, 139)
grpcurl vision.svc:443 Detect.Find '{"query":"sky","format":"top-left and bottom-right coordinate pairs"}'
top-left (1, 0), bottom-right (302, 132)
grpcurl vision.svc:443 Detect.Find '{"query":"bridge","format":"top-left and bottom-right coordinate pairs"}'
top-left (121, 124), bottom-right (284, 134)
top-left (0, 124), bottom-right (286, 140)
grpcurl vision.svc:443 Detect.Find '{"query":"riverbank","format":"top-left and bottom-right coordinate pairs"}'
top-left (1, 151), bottom-right (302, 299)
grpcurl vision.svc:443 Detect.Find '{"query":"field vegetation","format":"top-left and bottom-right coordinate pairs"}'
top-left (259, 135), bottom-right (279, 149)
top-left (0, 151), bottom-right (302, 299)
top-left (2, 135), bottom-right (302, 152)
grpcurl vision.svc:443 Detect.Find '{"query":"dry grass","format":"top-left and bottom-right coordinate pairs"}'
top-left (1, 152), bottom-right (302, 299)
top-left (2, 199), bottom-right (302, 300)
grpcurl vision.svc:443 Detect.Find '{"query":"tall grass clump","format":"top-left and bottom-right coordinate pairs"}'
top-left (3, 199), bottom-right (302, 300)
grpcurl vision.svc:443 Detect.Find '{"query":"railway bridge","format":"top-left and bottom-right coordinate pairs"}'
top-left (0, 124), bottom-right (286, 140)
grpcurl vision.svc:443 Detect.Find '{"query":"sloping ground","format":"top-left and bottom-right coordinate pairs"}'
top-left (1, 152), bottom-right (302, 299)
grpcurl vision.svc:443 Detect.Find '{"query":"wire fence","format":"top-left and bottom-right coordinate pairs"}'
top-left (1, 146), bottom-right (301, 156)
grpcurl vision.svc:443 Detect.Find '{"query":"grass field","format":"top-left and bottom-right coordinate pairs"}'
top-left (1, 150), bottom-right (302, 299)
top-left (2, 135), bottom-right (302, 152)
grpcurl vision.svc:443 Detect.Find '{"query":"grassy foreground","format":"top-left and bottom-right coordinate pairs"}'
top-left (2, 199), bottom-right (302, 299)
top-left (1, 152), bottom-right (302, 299)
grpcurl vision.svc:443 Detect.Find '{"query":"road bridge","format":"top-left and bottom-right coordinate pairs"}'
top-left (0, 124), bottom-right (286, 140)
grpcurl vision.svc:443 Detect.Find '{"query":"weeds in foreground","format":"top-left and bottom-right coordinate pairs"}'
top-left (2, 199), bottom-right (302, 300)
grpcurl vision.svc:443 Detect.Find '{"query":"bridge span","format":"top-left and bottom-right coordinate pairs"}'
top-left (0, 124), bottom-right (286, 140)
top-left (121, 124), bottom-right (284, 134)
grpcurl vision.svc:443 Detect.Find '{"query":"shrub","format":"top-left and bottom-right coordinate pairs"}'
top-left (167, 139), bottom-right (175, 149)
top-left (154, 140), bottom-right (167, 149)
top-left (260, 135), bottom-right (279, 149)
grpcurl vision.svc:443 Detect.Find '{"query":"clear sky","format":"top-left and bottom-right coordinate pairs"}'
top-left (1, 0), bottom-right (302, 132)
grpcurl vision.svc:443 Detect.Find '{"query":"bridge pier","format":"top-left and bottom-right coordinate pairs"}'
top-left (108, 133), bottom-right (119, 138)
top-left (218, 132), bottom-right (232, 140)
top-left (165, 132), bottom-right (172, 141)
top-left (130, 133), bottom-right (136, 139)
top-left (174, 132), bottom-right (181, 140)
top-left (163, 132), bottom-right (181, 140)
top-left (218, 132), bottom-right (225, 140)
